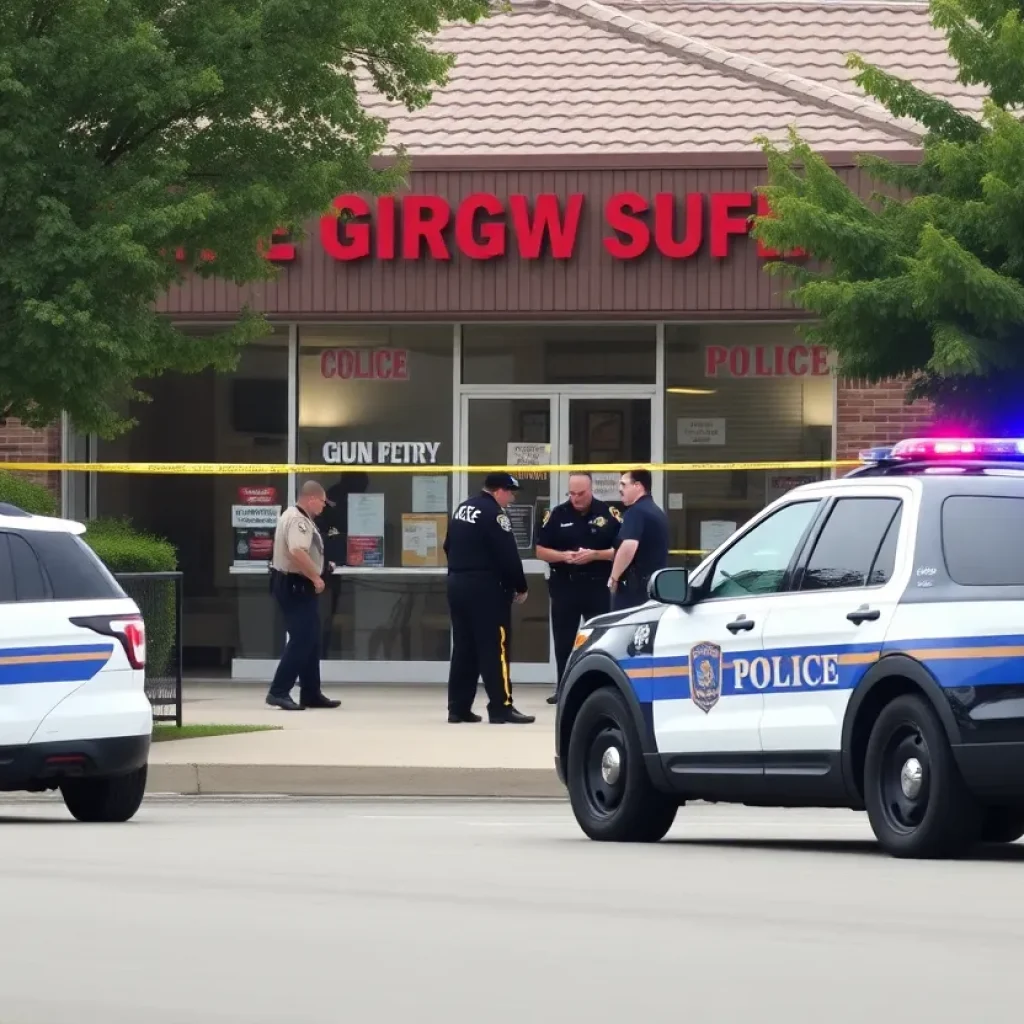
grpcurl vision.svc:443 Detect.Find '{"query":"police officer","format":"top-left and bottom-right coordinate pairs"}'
top-left (443, 472), bottom-right (535, 725)
top-left (266, 480), bottom-right (342, 712)
top-left (536, 471), bottom-right (621, 704)
top-left (608, 468), bottom-right (670, 612)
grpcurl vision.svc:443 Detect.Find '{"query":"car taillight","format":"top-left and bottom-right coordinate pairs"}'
top-left (71, 613), bottom-right (147, 670)
top-left (111, 617), bottom-right (147, 670)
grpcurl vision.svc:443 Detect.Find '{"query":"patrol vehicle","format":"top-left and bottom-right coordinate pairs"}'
top-left (554, 437), bottom-right (1024, 858)
top-left (0, 503), bottom-right (151, 821)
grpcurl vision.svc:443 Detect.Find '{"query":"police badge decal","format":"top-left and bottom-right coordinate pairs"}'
top-left (689, 641), bottom-right (723, 714)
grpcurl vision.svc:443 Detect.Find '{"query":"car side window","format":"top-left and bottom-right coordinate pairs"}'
top-left (706, 500), bottom-right (821, 599)
top-left (0, 534), bottom-right (15, 603)
top-left (9, 532), bottom-right (51, 602)
top-left (799, 498), bottom-right (903, 592)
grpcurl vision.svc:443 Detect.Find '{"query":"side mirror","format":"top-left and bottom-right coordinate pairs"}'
top-left (648, 567), bottom-right (692, 606)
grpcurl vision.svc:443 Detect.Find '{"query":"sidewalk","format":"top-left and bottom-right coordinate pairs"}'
top-left (148, 684), bottom-right (564, 799)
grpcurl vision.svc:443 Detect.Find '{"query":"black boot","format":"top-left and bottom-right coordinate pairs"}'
top-left (448, 711), bottom-right (482, 723)
top-left (488, 706), bottom-right (536, 724)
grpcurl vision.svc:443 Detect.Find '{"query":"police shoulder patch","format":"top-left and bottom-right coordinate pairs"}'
top-left (542, 509), bottom-right (551, 527)
top-left (296, 519), bottom-right (309, 533)
top-left (497, 514), bottom-right (512, 532)
top-left (610, 507), bottom-right (623, 523)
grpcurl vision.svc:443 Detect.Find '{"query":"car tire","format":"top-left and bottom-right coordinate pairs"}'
top-left (60, 765), bottom-right (148, 823)
top-left (979, 807), bottom-right (1024, 845)
top-left (864, 694), bottom-right (981, 858)
top-left (567, 686), bottom-right (677, 842)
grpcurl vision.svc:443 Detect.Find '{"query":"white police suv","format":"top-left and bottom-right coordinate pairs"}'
top-left (0, 502), bottom-right (151, 821)
top-left (555, 436), bottom-right (1024, 858)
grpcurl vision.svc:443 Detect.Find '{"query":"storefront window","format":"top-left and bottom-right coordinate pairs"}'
top-left (461, 324), bottom-right (656, 385)
top-left (95, 329), bottom-right (290, 671)
top-left (664, 324), bottom-right (833, 567)
top-left (297, 325), bottom-right (454, 661)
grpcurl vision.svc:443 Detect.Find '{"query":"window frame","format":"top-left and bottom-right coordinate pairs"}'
top-left (940, 493), bottom-right (1024, 587)
top-left (792, 496), bottom-right (905, 595)
top-left (690, 498), bottom-right (827, 605)
top-left (2, 529), bottom-right (54, 604)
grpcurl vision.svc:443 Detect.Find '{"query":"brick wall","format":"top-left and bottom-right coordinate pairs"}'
top-left (0, 418), bottom-right (62, 499)
top-left (835, 378), bottom-right (935, 461)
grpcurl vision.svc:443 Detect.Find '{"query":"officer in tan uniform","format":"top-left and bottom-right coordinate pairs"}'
top-left (266, 480), bottom-right (341, 711)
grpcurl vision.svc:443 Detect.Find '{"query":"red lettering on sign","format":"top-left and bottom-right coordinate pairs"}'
top-left (709, 193), bottom-right (753, 258)
top-left (321, 195), bottom-right (371, 260)
top-left (705, 344), bottom-right (832, 378)
top-left (377, 196), bottom-right (396, 260)
top-left (655, 193), bottom-right (703, 259)
top-left (402, 195), bottom-right (451, 260)
top-left (320, 348), bottom-right (409, 381)
top-left (456, 193), bottom-right (507, 259)
top-left (604, 192), bottom-right (650, 259)
top-left (508, 194), bottom-right (583, 259)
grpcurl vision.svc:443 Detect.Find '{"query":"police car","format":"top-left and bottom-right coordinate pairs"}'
top-left (554, 437), bottom-right (1024, 858)
top-left (0, 503), bottom-right (151, 821)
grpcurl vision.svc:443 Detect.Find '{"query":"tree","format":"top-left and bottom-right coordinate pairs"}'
top-left (0, 0), bottom-right (487, 437)
top-left (751, 0), bottom-right (1024, 433)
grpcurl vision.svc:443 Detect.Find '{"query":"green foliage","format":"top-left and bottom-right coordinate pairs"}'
top-left (0, 470), bottom-right (58, 516)
top-left (82, 517), bottom-right (178, 674)
top-left (0, 0), bottom-right (488, 438)
top-left (81, 516), bottom-right (177, 573)
top-left (750, 0), bottom-right (1024, 432)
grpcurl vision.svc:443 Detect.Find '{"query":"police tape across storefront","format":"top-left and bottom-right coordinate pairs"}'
top-left (0, 458), bottom-right (858, 475)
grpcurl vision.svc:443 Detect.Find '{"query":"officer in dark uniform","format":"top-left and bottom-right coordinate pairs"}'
top-left (443, 472), bottom-right (536, 725)
top-left (536, 471), bottom-right (621, 704)
top-left (608, 468), bottom-right (670, 612)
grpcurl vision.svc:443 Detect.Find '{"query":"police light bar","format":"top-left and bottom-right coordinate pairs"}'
top-left (871, 437), bottom-right (1024, 461)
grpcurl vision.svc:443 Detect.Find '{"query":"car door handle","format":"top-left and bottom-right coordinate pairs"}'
top-left (847, 605), bottom-right (881, 624)
top-left (726, 616), bottom-right (755, 634)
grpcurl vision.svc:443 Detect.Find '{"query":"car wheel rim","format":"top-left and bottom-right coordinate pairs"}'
top-left (878, 722), bottom-right (930, 835)
top-left (583, 721), bottom-right (627, 819)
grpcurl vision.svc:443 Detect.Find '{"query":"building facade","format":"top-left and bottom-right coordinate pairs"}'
top-left (1, 0), bottom-right (970, 682)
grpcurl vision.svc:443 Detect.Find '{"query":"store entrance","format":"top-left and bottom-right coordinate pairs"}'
top-left (459, 390), bottom-right (655, 682)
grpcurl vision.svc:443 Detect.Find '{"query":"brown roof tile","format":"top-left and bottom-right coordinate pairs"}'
top-left (356, 0), bottom-right (980, 155)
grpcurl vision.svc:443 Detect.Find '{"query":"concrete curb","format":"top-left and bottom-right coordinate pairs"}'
top-left (148, 763), bottom-right (566, 799)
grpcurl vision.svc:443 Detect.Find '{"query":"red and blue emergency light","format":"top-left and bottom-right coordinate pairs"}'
top-left (859, 437), bottom-right (1024, 463)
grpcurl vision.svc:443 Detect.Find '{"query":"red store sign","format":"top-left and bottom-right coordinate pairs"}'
top-left (706, 344), bottom-right (830, 378)
top-left (180, 190), bottom-right (803, 266)
top-left (320, 347), bottom-right (409, 380)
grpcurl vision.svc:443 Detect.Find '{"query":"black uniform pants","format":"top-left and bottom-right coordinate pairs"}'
top-left (549, 577), bottom-right (610, 688)
top-left (269, 576), bottom-right (323, 701)
top-left (447, 572), bottom-right (514, 714)
top-left (611, 572), bottom-right (652, 612)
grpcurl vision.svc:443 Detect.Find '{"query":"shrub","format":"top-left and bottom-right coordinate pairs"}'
top-left (0, 471), bottom-right (58, 516)
top-left (82, 517), bottom-right (179, 677)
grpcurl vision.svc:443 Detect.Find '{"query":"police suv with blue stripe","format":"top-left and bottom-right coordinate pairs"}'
top-left (0, 502), bottom-right (151, 821)
top-left (554, 437), bottom-right (1024, 858)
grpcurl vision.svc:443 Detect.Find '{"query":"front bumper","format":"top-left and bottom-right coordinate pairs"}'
top-left (0, 734), bottom-right (150, 791)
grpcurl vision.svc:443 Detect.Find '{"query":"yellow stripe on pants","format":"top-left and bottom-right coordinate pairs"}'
top-left (499, 626), bottom-right (512, 706)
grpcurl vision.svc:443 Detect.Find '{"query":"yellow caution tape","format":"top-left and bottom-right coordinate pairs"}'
top-left (1, 459), bottom-right (858, 475)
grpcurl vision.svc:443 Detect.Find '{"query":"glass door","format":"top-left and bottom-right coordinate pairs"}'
top-left (555, 396), bottom-right (654, 514)
top-left (461, 395), bottom-right (559, 676)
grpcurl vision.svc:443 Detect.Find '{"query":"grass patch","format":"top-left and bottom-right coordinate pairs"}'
top-left (153, 723), bottom-right (282, 742)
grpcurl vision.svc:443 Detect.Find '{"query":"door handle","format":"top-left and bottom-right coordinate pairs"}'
top-left (726, 616), bottom-right (755, 634)
top-left (847, 605), bottom-right (881, 624)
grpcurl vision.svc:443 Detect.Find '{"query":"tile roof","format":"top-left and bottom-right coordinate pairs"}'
top-left (357, 0), bottom-right (982, 154)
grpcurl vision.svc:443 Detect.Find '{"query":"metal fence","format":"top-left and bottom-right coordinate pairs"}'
top-left (114, 571), bottom-right (183, 727)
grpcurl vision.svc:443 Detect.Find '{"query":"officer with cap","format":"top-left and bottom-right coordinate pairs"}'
top-left (266, 480), bottom-right (342, 712)
top-left (536, 471), bottom-right (621, 704)
top-left (443, 472), bottom-right (535, 725)
top-left (608, 468), bottom-right (670, 611)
